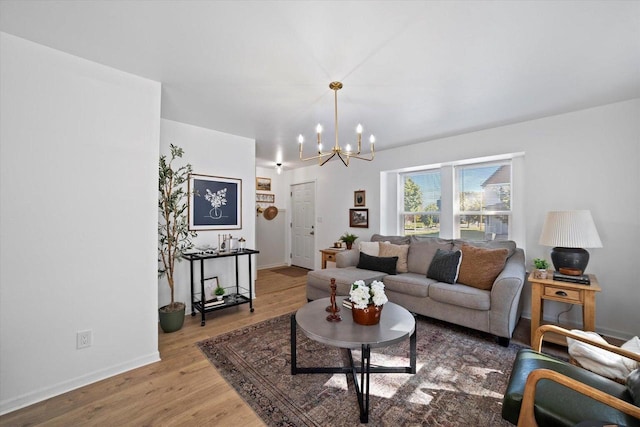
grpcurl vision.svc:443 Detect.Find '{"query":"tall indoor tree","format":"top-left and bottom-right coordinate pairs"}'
top-left (158, 144), bottom-right (196, 332)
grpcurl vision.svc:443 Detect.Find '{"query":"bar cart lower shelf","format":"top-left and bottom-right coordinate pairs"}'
top-left (184, 249), bottom-right (259, 326)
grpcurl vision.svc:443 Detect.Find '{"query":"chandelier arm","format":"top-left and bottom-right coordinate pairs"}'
top-left (319, 151), bottom-right (338, 166)
top-left (345, 152), bottom-right (375, 162)
top-left (335, 152), bottom-right (349, 167)
top-left (299, 151), bottom-right (333, 162)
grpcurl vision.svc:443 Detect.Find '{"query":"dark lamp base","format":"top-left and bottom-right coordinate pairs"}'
top-left (550, 247), bottom-right (589, 276)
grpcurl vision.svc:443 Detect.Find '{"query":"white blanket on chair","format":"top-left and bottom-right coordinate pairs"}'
top-left (567, 330), bottom-right (640, 381)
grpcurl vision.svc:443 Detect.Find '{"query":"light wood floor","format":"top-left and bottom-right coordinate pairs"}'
top-left (0, 269), bottom-right (308, 427)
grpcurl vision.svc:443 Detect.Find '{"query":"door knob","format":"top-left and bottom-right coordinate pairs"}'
top-left (310, 231), bottom-right (315, 235)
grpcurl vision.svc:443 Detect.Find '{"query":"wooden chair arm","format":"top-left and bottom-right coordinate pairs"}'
top-left (517, 368), bottom-right (640, 427)
top-left (533, 325), bottom-right (640, 363)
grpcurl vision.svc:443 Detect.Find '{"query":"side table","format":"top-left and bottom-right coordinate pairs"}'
top-left (319, 248), bottom-right (344, 269)
top-left (528, 271), bottom-right (601, 346)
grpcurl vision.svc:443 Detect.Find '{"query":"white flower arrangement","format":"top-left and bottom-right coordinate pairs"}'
top-left (349, 280), bottom-right (388, 309)
top-left (205, 188), bottom-right (227, 209)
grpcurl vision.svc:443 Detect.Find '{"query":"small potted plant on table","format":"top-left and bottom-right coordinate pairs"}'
top-left (214, 284), bottom-right (225, 301)
top-left (340, 232), bottom-right (358, 250)
top-left (533, 258), bottom-right (549, 279)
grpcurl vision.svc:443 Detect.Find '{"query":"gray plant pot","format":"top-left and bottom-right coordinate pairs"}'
top-left (159, 303), bottom-right (185, 333)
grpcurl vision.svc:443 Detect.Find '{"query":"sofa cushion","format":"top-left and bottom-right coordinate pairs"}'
top-left (428, 282), bottom-right (491, 310)
top-left (407, 237), bottom-right (454, 275)
top-left (356, 252), bottom-right (398, 275)
top-left (378, 242), bottom-right (410, 273)
top-left (358, 241), bottom-right (380, 256)
top-left (371, 234), bottom-right (411, 245)
top-left (453, 239), bottom-right (517, 258)
top-left (457, 245), bottom-right (509, 290)
top-left (383, 273), bottom-right (433, 298)
top-left (426, 249), bottom-right (462, 284)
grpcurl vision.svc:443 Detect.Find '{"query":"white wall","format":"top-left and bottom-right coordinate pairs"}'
top-left (255, 166), bottom-right (288, 268)
top-left (159, 120), bottom-right (256, 306)
top-left (283, 99), bottom-right (640, 340)
top-left (0, 33), bottom-right (161, 414)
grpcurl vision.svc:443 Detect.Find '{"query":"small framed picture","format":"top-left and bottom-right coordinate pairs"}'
top-left (203, 276), bottom-right (219, 301)
top-left (256, 193), bottom-right (275, 203)
top-left (354, 190), bottom-right (366, 207)
top-left (349, 208), bottom-right (369, 228)
top-left (256, 177), bottom-right (271, 192)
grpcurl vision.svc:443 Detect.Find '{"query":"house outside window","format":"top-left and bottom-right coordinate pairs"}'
top-left (458, 163), bottom-right (511, 241)
top-left (400, 159), bottom-right (512, 241)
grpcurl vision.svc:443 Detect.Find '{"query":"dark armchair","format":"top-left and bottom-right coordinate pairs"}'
top-left (502, 324), bottom-right (640, 427)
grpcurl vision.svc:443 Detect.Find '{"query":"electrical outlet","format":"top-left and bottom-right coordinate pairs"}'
top-left (77, 330), bottom-right (92, 349)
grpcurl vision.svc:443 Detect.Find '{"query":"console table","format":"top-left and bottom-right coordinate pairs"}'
top-left (184, 249), bottom-right (259, 326)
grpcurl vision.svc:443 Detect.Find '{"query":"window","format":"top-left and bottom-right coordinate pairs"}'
top-left (400, 159), bottom-right (512, 241)
top-left (457, 163), bottom-right (511, 241)
top-left (402, 171), bottom-right (441, 236)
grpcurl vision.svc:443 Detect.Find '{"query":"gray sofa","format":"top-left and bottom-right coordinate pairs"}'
top-left (307, 234), bottom-right (526, 345)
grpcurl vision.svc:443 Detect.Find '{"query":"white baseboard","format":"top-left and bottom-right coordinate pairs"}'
top-left (0, 351), bottom-right (160, 416)
top-left (257, 263), bottom-right (289, 270)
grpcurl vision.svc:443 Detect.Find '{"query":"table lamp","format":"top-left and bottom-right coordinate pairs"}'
top-left (538, 210), bottom-right (602, 276)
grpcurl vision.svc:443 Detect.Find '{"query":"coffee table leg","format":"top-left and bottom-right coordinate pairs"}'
top-left (361, 344), bottom-right (371, 423)
top-left (410, 327), bottom-right (417, 374)
top-left (290, 314), bottom-right (297, 375)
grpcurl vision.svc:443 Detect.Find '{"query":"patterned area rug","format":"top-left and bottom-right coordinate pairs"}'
top-left (197, 313), bottom-right (523, 426)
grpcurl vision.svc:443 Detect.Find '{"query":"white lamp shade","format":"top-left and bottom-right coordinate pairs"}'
top-left (539, 210), bottom-right (603, 248)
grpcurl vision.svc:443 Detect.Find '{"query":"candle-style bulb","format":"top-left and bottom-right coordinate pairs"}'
top-left (369, 135), bottom-right (376, 144)
top-left (356, 124), bottom-right (363, 134)
top-left (316, 124), bottom-right (323, 134)
top-left (346, 144), bottom-right (352, 152)
top-left (298, 134), bottom-right (304, 144)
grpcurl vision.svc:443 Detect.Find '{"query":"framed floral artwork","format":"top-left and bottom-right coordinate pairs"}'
top-left (189, 173), bottom-right (242, 230)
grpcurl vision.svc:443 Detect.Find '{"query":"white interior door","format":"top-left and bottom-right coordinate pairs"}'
top-left (291, 182), bottom-right (315, 269)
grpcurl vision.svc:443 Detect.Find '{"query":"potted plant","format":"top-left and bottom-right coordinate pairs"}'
top-left (158, 144), bottom-right (197, 333)
top-left (533, 258), bottom-right (549, 279)
top-left (214, 284), bottom-right (225, 301)
top-left (339, 232), bottom-right (358, 250)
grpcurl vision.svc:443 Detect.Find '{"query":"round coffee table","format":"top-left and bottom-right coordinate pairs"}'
top-left (290, 297), bottom-right (416, 423)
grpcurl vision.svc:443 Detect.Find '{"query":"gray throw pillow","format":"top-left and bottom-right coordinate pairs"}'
top-left (426, 249), bottom-right (462, 284)
top-left (357, 252), bottom-right (398, 275)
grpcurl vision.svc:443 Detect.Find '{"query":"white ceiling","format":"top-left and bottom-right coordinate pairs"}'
top-left (1, 1), bottom-right (639, 169)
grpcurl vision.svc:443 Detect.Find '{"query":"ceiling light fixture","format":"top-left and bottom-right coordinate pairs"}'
top-left (276, 162), bottom-right (282, 175)
top-left (298, 82), bottom-right (375, 167)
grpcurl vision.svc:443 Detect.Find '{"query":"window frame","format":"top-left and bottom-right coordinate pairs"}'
top-left (398, 156), bottom-right (516, 241)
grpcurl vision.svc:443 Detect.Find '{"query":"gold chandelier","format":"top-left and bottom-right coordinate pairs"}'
top-left (298, 82), bottom-right (375, 166)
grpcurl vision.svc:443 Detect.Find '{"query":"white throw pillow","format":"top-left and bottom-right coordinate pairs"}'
top-left (359, 241), bottom-right (381, 256)
top-left (567, 330), bottom-right (640, 380)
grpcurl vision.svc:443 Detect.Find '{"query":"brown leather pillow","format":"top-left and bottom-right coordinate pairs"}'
top-left (457, 245), bottom-right (509, 290)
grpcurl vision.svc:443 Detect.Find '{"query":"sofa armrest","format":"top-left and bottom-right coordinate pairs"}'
top-left (489, 248), bottom-right (526, 338)
top-left (336, 249), bottom-right (359, 268)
